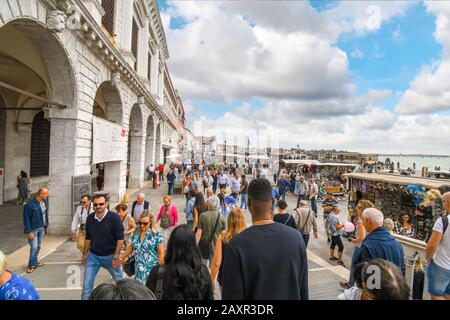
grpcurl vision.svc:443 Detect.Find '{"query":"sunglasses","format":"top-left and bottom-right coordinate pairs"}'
top-left (138, 222), bottom-right (149, 226)
top-left (93, 203), bottom-right (105, 207)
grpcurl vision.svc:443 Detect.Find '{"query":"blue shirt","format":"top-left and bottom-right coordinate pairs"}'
top-left (0, 272), bottom-right (40, 300)
top-left (277, 179), bottom-right (290, 194)
top-left (184, 197), bottom-right (196, 221)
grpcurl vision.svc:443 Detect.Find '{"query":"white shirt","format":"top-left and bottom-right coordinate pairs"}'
top-left (309, 183), bottom-right (319, 199)
top-left (231, 177), bottom-right (241, 193)
top-left (94, 210), bottom-right (109, 222)
top-left (218, 174), bottom-right (228, 185)
top-left (205, 175), bottom-right (213, 187)
top-left (71, 203), bottom-right (94, 233)
top-left (133, 203), bottom-right (145, 222)
top-left (432, 216), bottom-right (450, 270)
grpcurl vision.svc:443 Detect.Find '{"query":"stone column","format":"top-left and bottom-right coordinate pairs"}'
top-left (155, 120), bottom-right (163, 165)
top-left (128, 131), bottom-right (145, 188)
top-left (150, 48), bottom-right (160, 95)
top-left (104, 160), bottom-right (125, 204)
top-left (145, 120), bottom-right (157, 169)
top-left (47, 116), bottom-right (78, 235)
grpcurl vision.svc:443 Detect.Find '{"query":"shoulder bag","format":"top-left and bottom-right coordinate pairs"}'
top-left (198, 212), bottom-right (221, 260)
top-left (155, 265), bottom-right (165, 300)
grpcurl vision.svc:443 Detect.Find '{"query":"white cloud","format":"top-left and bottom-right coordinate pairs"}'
top-left (351, 48), bottom-right (364, 59)
top-left (396, 2), bottom-right (450, 114)
top-left (392, 25), bottom-right (405, 43)
top-left (161, 1), bottom-right (449, 153)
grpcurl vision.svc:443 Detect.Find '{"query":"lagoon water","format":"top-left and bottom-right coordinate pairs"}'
top-left (378, 155), bottom-right (450, 172)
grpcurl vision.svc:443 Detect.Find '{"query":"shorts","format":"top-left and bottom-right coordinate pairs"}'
top-left (427, 260), bottom-right (450, 297)
top-left (330, 235), bottom-right (344, 252)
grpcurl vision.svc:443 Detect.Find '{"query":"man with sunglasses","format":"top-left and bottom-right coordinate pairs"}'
top-left (81, 195), bottom-right (124, 300)
top-left (71, 195), bottom-right (95, 255)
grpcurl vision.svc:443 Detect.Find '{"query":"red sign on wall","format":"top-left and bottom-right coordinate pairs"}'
top-left (121, 129), bottom-right (126, 137)
top-left (0, 168), bottom-right (3, 176)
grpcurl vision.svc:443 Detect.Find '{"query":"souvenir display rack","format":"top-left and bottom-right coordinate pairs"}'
top-left (345, 173), bottom-right (450, 242)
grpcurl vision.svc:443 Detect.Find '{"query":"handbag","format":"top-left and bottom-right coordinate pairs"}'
top-left (155, 265), bottom-right (165, 300)
top-left (123, 254), bottom-right (135, 277)
top-left (198, 212), bottom-right (221, 260)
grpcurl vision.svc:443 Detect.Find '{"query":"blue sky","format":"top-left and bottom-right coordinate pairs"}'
top-left (159, 0), bottom-right (441, 116)
top-left (157, 1), bottom-right (450, 153)
top-left (337, 2), bottom-right (441, 111)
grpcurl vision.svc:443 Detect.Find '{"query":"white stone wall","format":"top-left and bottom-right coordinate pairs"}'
top-left (0, 0), bottom-right (183, 234)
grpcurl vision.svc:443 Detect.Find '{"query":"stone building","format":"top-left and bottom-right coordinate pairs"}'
top-left (0, 0), bottom-right (186, 234)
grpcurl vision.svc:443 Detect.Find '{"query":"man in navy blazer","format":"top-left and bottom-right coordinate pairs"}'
top-left (131, 193), bottom-right (151, 222)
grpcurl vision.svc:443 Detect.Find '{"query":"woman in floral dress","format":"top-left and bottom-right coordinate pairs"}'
top-left (121, 210), bottom-right (164, 285)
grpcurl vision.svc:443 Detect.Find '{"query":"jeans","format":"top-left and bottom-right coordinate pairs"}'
top-left (168, 183), bottom-right (174, 195)
top-left (348, 246), bottom-right (362, 286)
top-left (28, 228), bottom-right (44, 268)
top-left (427, 260), bottom-right (450, 297)
top-left (159, 172), bottom-right (164, 181)
top-left (281, 190), bottom-right (287, 201)
top-left (240, 193), bottom-right (248, 210)
top-left (302, 234), bottom-right (310, 247)
top-left (311, 197), bottom-right (317, 214)
top-left (81, 252), bottom-right (124, 300)
top-left (212, 183), bottom-right (217, 194)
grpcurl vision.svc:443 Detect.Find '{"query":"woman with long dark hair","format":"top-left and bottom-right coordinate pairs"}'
top-left (192, 192), bottom-right (208, 231)
top-left (145, 224), bottom-right (213, 300)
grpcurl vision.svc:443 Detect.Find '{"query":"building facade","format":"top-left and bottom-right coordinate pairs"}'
top-left (0, 0), bottom-right (185, 234)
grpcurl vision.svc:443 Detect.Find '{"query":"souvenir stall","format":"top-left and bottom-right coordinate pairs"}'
top-left (344, 173), bottom-right (450, 242)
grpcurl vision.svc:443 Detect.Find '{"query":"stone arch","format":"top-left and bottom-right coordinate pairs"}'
top-left (93, 81), bottom-right (124, 124)
top-left (0, 17), bottom-right (78, 206)
top-left (0, 17), bottom-right (77, 111)
top-left (127, 104), bottom-right (145, 187)
top-left (91, 81), bottom-right (125, 203)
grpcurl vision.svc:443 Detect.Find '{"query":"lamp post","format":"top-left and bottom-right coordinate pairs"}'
top-left (223, 139), bottom-right (227, 163)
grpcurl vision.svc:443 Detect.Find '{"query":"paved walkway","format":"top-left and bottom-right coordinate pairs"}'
top-left (1, 178), bottom-right (353, 300)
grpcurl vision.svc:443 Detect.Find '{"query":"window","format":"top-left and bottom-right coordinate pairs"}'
top-left (131, 18), bottom-right (139, 70)
top-left (101, 0), bottom-right (115, 36)
top-left (30, 111), bottom-right (50, 178)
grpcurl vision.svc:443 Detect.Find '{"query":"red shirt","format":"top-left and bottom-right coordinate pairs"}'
top-left (158, 165), bottom-right (164, 172)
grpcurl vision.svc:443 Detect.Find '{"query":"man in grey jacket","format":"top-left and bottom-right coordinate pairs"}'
top-left (293, 200), bottom-right (318, 247)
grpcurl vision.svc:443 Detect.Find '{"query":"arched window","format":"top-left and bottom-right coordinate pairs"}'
top-left (30, 111), bottom-right (50, 177)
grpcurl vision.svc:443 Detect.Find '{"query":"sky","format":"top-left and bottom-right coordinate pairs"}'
top-left (157, 0), bottom-right (450, 154)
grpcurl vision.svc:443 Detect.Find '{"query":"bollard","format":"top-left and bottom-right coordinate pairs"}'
top-left (123, 193), bottom-right (129, 203)
top-left (404, 252), bottom-right (419, 299)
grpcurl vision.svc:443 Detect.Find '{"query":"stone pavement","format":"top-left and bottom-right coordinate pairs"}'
top-left (1, 177), bottom-right (353, 300)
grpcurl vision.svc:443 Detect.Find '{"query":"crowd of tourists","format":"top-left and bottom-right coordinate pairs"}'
top-left (1, 162), bottom-right (449, 301)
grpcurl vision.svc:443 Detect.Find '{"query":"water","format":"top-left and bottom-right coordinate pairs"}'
top-left (378, 155), bottom-right (450, 172)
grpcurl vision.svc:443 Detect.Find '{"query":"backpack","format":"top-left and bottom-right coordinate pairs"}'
top-left (160, 207), bottom-right (172, 229)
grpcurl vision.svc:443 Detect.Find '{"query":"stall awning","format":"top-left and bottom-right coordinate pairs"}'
top-left (319, 162), bottom-right (359, 167)
top-left (344, 173), bottom-right (450, 189)
top-left (281, 159), bottom-right (321, 165)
